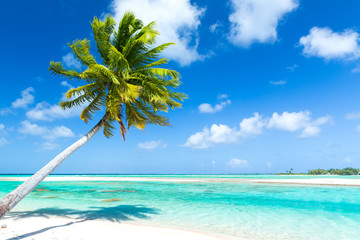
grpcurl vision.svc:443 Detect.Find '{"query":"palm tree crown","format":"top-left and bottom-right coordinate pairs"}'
top-left (49, 12), bottom-right (186, 140)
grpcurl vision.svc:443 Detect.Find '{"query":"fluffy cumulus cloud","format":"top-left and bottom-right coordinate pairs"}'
top-left (19, 120), bottom-right (74, 141)
top-left (25, 81), bottom-right (82, 121)
top-left (227, 158), bottom-right (248, 169)
top-left (184, 124), bottom-right (238, 149)
top-left (62, 53), bottom-right (81, 68)
top-left (11, 87), bottom-right (35, 109)
top-left (184, 113), bottom-right (263, 149)
top-left (26, 102), bottom-right (81, 121)
top-left (198, 100), bottom-right (231, 114)
top-left (138, 140), bottom-right (167, 150)
top-left (299, 27), bottom-right (360, 60)
top-left (267, 111), bottom-right (311, 132)
top-left (198, 95), bottom-right (231, 114)
top-left (228, 0), bottom-right (298, 47)
top-left (110, 0), bottom-right (205, 66)
top-left (267, 111), bottom-right (331, 138)
top-left (184, 111), bottom-right (330, 148)
top-left (239, 113), bottom-right (266, 136)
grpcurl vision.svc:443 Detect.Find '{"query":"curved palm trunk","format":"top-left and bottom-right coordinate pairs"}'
top-left (0, 113), bottom-right (109, 219)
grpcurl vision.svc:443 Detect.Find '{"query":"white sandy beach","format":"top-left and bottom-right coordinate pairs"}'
top-left (0, 216), bottom-right (227, 240)
top-left (249, 178), bottom-right (360, 186)
top-left (1, 176), bottom-right (360, 186)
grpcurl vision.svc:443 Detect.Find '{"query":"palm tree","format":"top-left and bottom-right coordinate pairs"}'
top-left (0, 12), bottom-right (186, 219)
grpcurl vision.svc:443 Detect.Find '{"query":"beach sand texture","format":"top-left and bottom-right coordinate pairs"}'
top-left (1, 176), bottom-right (360, 186)
top-left (0, 216), bottom-right (227, 240)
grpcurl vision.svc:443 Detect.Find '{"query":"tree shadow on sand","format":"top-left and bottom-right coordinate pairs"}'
top-left (6, 205), bottom-right (160, 239)
top-left (9, 204), bottom-right (160, 222)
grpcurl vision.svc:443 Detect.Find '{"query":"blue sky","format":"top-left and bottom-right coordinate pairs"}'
top-left (1, 0), bottom-right (360, 174)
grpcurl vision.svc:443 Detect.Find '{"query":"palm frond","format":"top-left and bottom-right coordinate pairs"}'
top-left (91, 15), bottom-right (116, 65)
top-left (103, 119), bottom-right (116, 138)
top-left (80, 91), bottom-right (106, 123)
top-left (113, 11), bottom-right (143, 52)
top-left (49, 62), bottom-right (82, 80)
top-left (50, 11), bottom-right (187, 139)
top-left (69, 39), bottom-right (97, 67)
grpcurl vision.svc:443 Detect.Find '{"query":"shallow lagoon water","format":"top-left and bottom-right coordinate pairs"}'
top-left (1, 175), bottom-right (360, 239)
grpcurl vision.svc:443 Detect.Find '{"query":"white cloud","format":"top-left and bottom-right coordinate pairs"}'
top-left (267, 111), bottom-right (331, 138)
top-left (138, 140), bottom-right (167, 150)
top-left (184, 113), bottom-right (263, 149)
top-left (184, 124), bottom-right (239, 149)
top-left (0, 137), bottom-right (8, 147)
top-left (61, 81), bottom-right (74, 89)
top-left (267, 162), bottom-right (272, 168)
top-left (345, 112), bottom-right (360, 120)
top-left (62, 53), bottom-right (81, 68)
top-left (26, 102), bottom-right (81, 121)
top-left (357, 125), bottom-right (360, 133)
top-left (239, 112), bottom-right (265, 136)
top-left (227, 158), bottom-right (248, 169)
top-left (0, 124), bottom-right (4, 131)
top-left (299, 27), bottom-right (360, 60)
top-left (0, 108), bottom-right (15, 116)
top-left (270, 80), bottom-right (287, 85)
top-left (267, 111), bottom-right (310, 132)
top-left (198, 100), bottom-right (231, 113)
top-left (19, 121), bottom-right (47, 136)
top-left (299, 125), bottom-right (321, 138)
top-left (228, 0), bottom-right (298, 47)
top-left (287, 64), bottom-right (298, 71)
top-left (11, 87), bottom-right (35, 109)
top-left (19, 120), bottom-right (74, 140)
top-left (110, 0), bottom-right (205, 66)
top-left (184, 111), bottom-right (330, 148)
top-left (209, 21), bottom-right (222, 33)
top-left (218, 94), bottom-right (229, 100)
top-left (25, 82), bottom-right (82, 122)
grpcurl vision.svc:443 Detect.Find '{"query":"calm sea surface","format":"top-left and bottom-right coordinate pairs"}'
top-left (1, 175), bottom-right (360, 239)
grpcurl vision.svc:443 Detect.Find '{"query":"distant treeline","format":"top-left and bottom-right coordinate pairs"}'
top-left (277, 167), bottom-right (360, 175)
top-left (307, 167), bottom-right (360, 175)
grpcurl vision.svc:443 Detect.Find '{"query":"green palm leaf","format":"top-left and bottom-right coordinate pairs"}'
top-left (49, 11), bottom-right (187, 140)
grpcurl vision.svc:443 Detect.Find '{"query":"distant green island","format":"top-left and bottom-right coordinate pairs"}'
top-left (277, 167), bottom-right (360, 176)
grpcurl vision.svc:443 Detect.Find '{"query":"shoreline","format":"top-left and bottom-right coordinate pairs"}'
top-left (0, 215), bottom-right (228, 240)
top-left (1, 176), bottom-right (360, 186)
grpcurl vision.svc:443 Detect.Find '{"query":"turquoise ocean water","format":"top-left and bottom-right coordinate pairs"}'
top-left (1, 175), bottom-right (360, 239)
